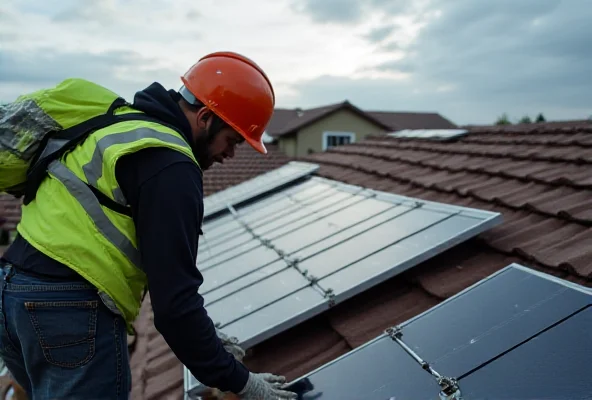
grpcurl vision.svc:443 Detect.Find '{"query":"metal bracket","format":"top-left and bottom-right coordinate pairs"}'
top-left (324, 288), bottom-right (336, 307)
top-left (438, 376), bottom-right (462, 400)
top-left (385, 326), bottom-right (462, 400)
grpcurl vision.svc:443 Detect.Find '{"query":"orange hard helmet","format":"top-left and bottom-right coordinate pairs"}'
top-left (180, 51), bottom-right (275, 154)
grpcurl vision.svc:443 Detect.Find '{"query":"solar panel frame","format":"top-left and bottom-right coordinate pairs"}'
top-left (387, 128), bottom-right (469, 141)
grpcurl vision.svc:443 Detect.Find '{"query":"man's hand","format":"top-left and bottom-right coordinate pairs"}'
top-left (216, 328), bottom-right (246, 361)
top-left (238, 372), bottom-right (297, 400)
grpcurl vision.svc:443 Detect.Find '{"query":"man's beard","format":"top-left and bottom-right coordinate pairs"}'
top-left (191, 128), bottom-right (217, 170)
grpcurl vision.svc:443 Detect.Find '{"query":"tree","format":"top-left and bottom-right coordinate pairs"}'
top-left (495, 113), bottom-right (511, 125)
top-left (519, 115), bottom-right (532, 124)
top-left (535, 113), bottom-right (546, 123)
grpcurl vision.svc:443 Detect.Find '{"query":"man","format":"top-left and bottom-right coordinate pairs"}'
top-left (0, 51), bottom-right (297, 399)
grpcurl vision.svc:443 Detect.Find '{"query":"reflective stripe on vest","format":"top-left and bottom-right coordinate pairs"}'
top-left (48, 160), bottom-right (142, 268)
top-left (81, 127), bottom-right (191, 205)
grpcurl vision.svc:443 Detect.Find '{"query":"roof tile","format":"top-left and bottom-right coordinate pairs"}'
top-left (144, 365), bottom-right (184, 400)
top-left (326, 280), bottom-right (439, 348)
top-left (202, 144), bottom-right (290, 196)
top-left (0, 194), bottom-right (22, 231)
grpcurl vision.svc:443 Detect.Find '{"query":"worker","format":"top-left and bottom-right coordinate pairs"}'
top-left (0, 51), bottom-right (297, 399)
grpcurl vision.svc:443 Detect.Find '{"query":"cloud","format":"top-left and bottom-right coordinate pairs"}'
top-left (1, 0), bottom-right (590, 124)
top-left (293, 0), bottom-right (422, 25)
top-left (292, 0), bottom-right (365, 24)
top-left (0, 0), bottom-right (396, 101)
top-left (363, 25), bottom-right (395, 43)
top-left (0, 48), bottom-right (179, 102)
top-left (286, 0), bottom-right (592, 124)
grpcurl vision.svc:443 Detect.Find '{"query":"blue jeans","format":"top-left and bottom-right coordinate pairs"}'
top-left (0, 263), bottom-right (131, 399)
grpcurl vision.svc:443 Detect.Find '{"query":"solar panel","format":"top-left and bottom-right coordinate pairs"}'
top-left (202, 161), bottom-right (319, 218)
top-left (185, 175), bottom-right (502, 397)
top-left (283, 264), bottom-right (592, 400)
top-left (388, 129), bottom-right (468, 141)
top-left (458, 307), bottom-right (592, 399)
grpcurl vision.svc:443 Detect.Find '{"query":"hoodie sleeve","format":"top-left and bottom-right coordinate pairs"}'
top-left (115, 147), bottom-right (250, 393)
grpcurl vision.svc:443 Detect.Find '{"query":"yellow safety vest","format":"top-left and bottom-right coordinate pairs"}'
top-left (14, 79), bottom-right (200, 332)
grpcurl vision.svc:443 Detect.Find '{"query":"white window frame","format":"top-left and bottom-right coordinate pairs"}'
top-left (322, 131), bottom-right (356, 151)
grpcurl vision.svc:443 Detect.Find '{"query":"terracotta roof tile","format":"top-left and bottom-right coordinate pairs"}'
top-left (0, 194), bottom-right (22, 232)
top-left (404, 242), bottom-right (521, 299)
top-left (143, 364), bottom-right (184, 400)
top-left (326, 279), bottom-right (440, 348)
top-left (202, 143), bottom-right (290, 196)
top-left (130, 121), bottom-right (592, 399)
top-left (244, 318), bottom-right (351, 381)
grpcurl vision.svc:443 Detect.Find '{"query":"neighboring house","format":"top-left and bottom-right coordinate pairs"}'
top-left (266, 100), bottom-right (457, 157)
top-left (128, 120), bottom-right (592, 399)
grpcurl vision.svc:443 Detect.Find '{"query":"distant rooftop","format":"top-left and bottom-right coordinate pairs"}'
top-left (267, 100), bottom-right (457, 137)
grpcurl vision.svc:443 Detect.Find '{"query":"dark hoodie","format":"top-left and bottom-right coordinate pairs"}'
top-left (3, 83), bottom-right (250, 393)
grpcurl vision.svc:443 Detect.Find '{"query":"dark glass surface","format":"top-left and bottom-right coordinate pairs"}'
top-left (459, 306), bottom-right (592, 399)
top-left (283, 268), bottom-right (592, 400)
top-left (284, 336), bottom-right (441, 400)
top-left (400, 267), bottom-right (591, 378)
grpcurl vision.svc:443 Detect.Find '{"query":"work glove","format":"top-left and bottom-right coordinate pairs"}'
top-left (238, 372), bottom-right (297, 400)
top-left (216, 328), bottom-right (246, 361)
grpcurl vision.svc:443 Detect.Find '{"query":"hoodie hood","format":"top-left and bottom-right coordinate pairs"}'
top-left (131, 82), bottom-right (194, 146)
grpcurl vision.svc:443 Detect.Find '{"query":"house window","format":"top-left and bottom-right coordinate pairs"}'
top-left (322, 131), bottom-right (355, 151)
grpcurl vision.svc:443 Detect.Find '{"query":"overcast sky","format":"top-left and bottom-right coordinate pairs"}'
top-left (1, 0), bottom-right (590, 125)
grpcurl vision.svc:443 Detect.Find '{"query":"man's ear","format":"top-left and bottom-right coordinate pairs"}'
top-left (196, 107), bottom-right (213, 129)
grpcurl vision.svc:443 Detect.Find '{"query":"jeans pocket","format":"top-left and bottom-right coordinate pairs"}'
top-left (25, 300), bottom-right (98, 368)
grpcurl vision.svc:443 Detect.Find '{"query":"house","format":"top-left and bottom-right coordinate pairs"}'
top-left (266, 100), bottom-right (457, 157)
top-left (128, 120), bottom-right (592, 399)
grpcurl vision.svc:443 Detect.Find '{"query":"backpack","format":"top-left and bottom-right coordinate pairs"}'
top-left (0, 78), bottom-right (178, 207)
